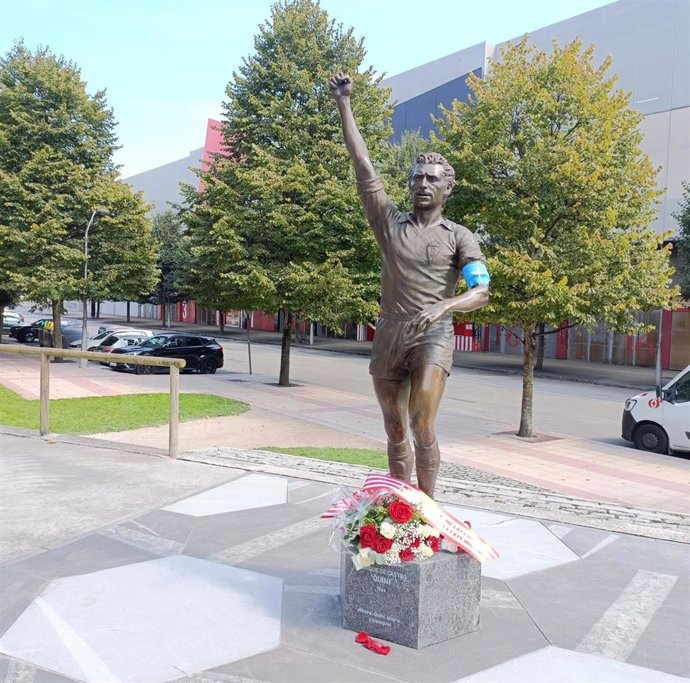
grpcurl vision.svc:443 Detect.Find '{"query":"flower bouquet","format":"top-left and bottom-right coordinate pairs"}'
top-left (343, 493), bottom-right (445, 569)
top-left (323, 472), bottom-right (499, 570)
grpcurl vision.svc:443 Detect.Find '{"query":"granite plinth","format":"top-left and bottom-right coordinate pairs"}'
top-left (341, 548), bottom-right (481, 649)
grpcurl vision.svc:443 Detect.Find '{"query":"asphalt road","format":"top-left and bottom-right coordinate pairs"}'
top-left (6, 311), bottom-right (640, 445)
top-left (216, 338), bottom-right (634, 444)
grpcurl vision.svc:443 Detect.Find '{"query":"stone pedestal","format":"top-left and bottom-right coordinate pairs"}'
top-left (341, 548), bottom-right (481, 649)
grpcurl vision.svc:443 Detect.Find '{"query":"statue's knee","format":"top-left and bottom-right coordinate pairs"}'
top-left (410, 420), bottom-right (435, 448)
top-left (383, 420), bottom-right (407, 443)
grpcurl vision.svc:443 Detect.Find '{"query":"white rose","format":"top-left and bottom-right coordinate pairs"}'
top-left (380, 521), bottom-right (396, 539)
top-left (421, 525), bottom-right (433, 538)
top-left (420, 544), bottom-right (434, 558)
top-left (428, 527), bottom-right (441, 538)
top-left (352, 548), bottom-right (374, 570)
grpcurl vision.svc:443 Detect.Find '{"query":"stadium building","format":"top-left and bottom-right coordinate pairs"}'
top-left (124, 0), bottom-right (689, 370)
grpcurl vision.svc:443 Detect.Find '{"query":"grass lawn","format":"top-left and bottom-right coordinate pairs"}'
top-left (262, 446), bottom-right (387, 469)
top-left (0, 384), bottom-right (248, 434)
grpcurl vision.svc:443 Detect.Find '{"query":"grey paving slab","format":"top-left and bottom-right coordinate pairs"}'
top-left (126, 508), bottom-right (198, 545)
top-left (0, 436), bottom-right (239, 565)
top-left (1, 448), bottom-right (687, 683)
top-left (0, 567), bottom-right (48, 639)
top-left (627, 581), bottom-right (690, 676)
top-left (210, 645), bottom-right (396, 683)
top-left (237, 527), bottom-right (338, 580)
top-left (183, 505), bottom-right (323, 561)
top-left (545, 523), bottom-right (621, 558)
top-left (0, 656), bottom-right (77, 683)
top-left (279, 589), bottom-right (548, 682)
top-left (8, 534), bottom-right (158, 581)
top-left (506, 538), bottom-right (690, 677)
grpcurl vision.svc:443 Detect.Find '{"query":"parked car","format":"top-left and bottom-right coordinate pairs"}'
top-left (1, 311), bottom-right (24, 332)
top-left (10, 318), bottom-right (82, 346)
top-left (622, 364), bottom-right (690, 454)
top-left (109, 332), bottom-right (224, 374)
top-left (97, 322), bottom-right (153, 335)
top-left (69, 328), bottom-right (154, 349)
top-left (88, 332), bottom-right (152, 365)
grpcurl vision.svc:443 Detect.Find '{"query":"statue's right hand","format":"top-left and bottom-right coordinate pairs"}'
top-left (329, 72), bottom-right (353, 99)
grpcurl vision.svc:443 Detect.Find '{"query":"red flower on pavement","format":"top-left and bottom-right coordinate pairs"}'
top-left (359, 524), bottom-right (377, 549)
top-left (428, 536), bottom-right (440, 552)
top-left (399, 547), bottom-right (415, 562)
top-left (388, 501), bottom-right (413, 524)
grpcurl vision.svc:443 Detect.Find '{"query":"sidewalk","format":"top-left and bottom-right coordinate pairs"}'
top-left (0, 432), bottom-right (688, 682)
top-left (90, 313), bottom-right (679, 390)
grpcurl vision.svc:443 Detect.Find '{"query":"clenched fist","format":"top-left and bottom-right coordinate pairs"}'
top-left (329, 72), bottom-right (353, 99)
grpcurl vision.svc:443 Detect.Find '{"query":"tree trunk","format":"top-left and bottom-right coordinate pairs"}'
top-left (278, 309), bottom-right (293, 387)
top-left (535, 322), bottom-right (546, 370)
top-left (90, 300), bottom-right (96, 317)
top-left (0, 306), bottom-right (4, 344)
top-left (51, 299), bottom-right (63, 360)
top-left (96, 301), bottom-right (100, 319)
top-left (517, 324), bottom-right (537, 437)
top-left (126, 301), bottom-right (131, 323)
top-left (219, 310), bottom-right (225, 334)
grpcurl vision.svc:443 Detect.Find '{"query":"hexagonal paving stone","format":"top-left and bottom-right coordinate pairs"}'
top-left (0, 555), bottom-right (282, 683)
top-left (447, 505), bottom-right (579, 580)
top-left (163, 474), bottom-right (288, 517)
top-left (454, 646), bottom-right (687, 682)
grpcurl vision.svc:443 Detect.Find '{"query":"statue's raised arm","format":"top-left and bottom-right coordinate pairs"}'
top-left (330, 73), bottom-right (377, 183)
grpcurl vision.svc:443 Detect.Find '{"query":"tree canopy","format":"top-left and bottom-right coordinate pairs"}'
top-left (0, 42), bottom-right (158, 344)
top-left (434, 37), bottom-right (678, 436)
top-left (148, 210), bottom-right (189, 327)
top-left (183, 0), bottom-right (393, 384)
top-left (672, 181), bottom-right (690, 301)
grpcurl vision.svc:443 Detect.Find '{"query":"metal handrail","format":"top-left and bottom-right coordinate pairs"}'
top-left (0, 345), bottom-right (186, 457)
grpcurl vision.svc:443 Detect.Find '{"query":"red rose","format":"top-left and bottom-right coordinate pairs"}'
top-left (410, 537), bottom-right (421, 548)
top-left (428, 536), bottom-right (440, 552)
top-left (358, 524), bottom-right (377, 549)
top-left (400, 547), bottom-right (415, 562)
top-left (373, 535), bottom-right (393, 553)
top-left (388, 501), bottom-right (413, 523)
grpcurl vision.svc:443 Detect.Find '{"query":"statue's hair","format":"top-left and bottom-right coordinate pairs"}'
top-left (409, 152), bottom-right (456, 188)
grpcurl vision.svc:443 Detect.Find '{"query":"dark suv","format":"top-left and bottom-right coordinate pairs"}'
top-left (109, 332), bottom-right (224, 374)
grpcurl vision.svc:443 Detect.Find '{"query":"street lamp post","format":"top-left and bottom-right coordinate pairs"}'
top-left (80, 209), bottom-right (110, 369)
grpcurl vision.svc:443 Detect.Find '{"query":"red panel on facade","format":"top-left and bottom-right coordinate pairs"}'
top-left (198, 118), bottom-right (224, 192)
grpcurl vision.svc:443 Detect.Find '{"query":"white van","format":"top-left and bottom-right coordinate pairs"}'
top-left (622, 365), bottom-right (690, 454)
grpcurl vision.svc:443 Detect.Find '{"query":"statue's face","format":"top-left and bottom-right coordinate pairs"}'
top-left (409, 163), bottom-right (450, 210)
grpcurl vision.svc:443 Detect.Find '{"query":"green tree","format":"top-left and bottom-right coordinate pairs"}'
top-left (672, 181), bottom-right (690, 301)
top-left (382, 129), bottom-right (431, 209)
top-left (0, 42), bottom-right (157, 347)
top-left (184, 0), bottom-right (392, 385)
top-left (149, 211), bottom-right (189, 328)
top-left (434, 38), bottom-right (678, 437)
top-left (0, 288), bottom-right (21, 344)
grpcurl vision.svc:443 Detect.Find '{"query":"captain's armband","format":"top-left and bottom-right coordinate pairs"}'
top-left (462, 262), bottom-right (490, 289)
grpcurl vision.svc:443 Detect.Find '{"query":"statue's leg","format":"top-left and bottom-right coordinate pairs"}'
top-left (409, 364), bottom-right (447, 498)
top-left (372, 376), bottom-right (413, 482)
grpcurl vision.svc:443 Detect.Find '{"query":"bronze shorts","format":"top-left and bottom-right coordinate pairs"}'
top-left (369, 316), bottom-right (455, 380)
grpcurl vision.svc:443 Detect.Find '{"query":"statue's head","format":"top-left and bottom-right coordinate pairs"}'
top-left (408, 152), bottom-right (456, 210)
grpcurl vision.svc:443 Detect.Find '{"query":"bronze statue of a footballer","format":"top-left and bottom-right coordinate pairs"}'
top-left (331, 72), bottom-right (490, 499)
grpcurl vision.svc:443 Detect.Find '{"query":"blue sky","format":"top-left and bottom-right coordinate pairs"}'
top-left (2, 0), bottom-right (614, 177)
